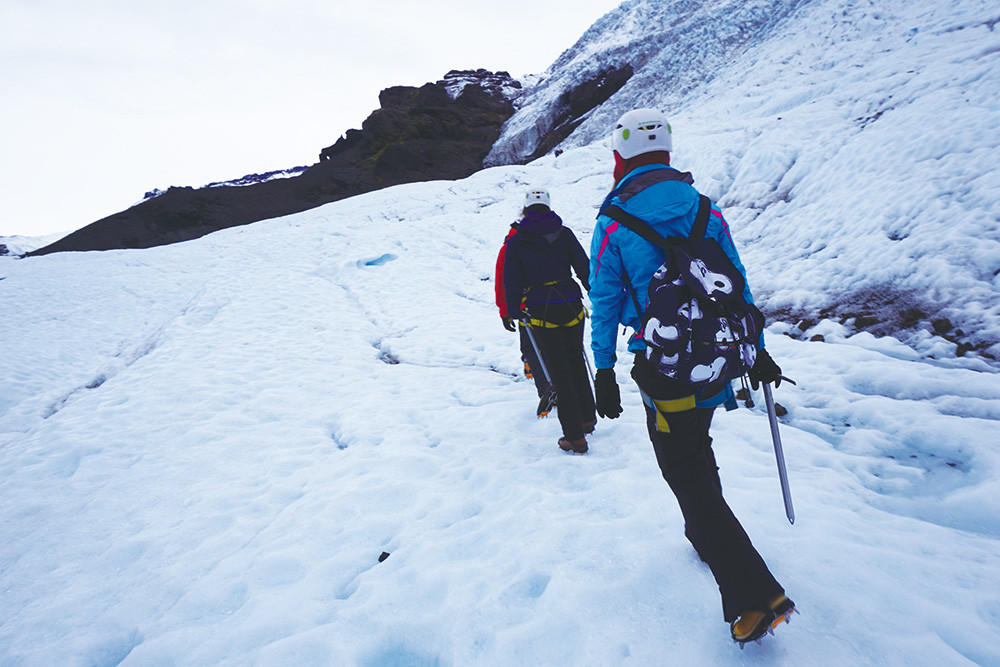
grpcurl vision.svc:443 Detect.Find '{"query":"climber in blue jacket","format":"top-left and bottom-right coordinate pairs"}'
top-left (588, 108), bottom-right (794, 645)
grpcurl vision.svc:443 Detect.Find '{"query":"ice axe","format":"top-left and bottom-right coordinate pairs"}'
top-left (763, 381), bottom-right (795, 524)
top-left (520, 320), bottom-right (557, 417)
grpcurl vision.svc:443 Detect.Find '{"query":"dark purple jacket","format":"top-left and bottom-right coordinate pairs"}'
top-left (503, 210), bottom-right (590, 323)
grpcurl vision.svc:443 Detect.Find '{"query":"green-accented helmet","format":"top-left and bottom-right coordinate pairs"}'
top-left (524, 188), bottom-right (551, 209)
top-left (612, 108), bottom-right (672, 159)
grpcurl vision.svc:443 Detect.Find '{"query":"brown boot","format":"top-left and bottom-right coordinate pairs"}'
top-left (558, 437), bottom-right (588, 454)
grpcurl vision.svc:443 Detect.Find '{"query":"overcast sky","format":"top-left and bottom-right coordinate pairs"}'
top-left (1, 1), bottom-right (622, 238)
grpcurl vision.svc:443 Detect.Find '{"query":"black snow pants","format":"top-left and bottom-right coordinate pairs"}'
top-left (642, 402), bottom-right (784, 621)
top-left (530, 321), bottom-right (596, 442)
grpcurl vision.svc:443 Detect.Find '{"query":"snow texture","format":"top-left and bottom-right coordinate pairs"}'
top-left (0, 231), bottom-right (69, 256)
top-left (2, 153), bottom-right (1000, 665)
top-left (2, 0), bottom-right (1000, 664)
top-left (490, 0), bottom-right (1000, 356)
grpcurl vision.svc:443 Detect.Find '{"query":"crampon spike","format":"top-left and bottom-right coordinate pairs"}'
top-left (774, 607), bottom-right (797, 627)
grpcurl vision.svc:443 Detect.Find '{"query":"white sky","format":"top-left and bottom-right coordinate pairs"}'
top-left (0, 0), bottom-right (622, 237)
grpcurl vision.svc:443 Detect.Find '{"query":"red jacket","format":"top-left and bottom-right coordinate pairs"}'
top-left (494, 226), bottom-right (517, 318)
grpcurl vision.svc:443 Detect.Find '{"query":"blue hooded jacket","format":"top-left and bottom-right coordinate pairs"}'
top-left (588, 164), bottom-right (760, 408)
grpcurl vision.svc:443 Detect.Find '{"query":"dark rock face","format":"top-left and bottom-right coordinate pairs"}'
top-left (524, 65), bottom-right (633, 163)
top-left (29, 70), bottom-right (518, 256)
top-left (319, 129), bottom-right (363, 162)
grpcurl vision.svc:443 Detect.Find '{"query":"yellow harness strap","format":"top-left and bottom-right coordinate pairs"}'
top-left (642, 394), bottom-right (697, 433)
top-left (520, 278), bottom-right (588, 328)
top-left (523, 307), bottom-right (588, 329)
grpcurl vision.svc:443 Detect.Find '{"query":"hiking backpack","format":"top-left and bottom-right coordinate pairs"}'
top-left (602, 196), bottom-right (764, 388)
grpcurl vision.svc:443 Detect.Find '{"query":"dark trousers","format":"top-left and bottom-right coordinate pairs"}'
top-left (519, 325), bottom-right (551, 398)
top-left (642, 403), bottom-right (784, 621)
top-left (531, 322), bottom-right (596, 441)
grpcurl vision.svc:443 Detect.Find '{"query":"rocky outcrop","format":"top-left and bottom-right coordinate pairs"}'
top-left (29, 70), bottom-right (518, 256)
top-left (485, 65), bottom-right (635, 166)
top-left (520, 65), bottom-right (633, 163)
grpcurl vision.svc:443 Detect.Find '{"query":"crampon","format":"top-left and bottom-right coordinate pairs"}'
top-left (731, 596), bottom-right (797, 648)
top-left (536, 387), bottom-right (557, 418)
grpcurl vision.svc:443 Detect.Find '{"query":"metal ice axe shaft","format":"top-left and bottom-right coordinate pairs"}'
top-left (520, 321), bottom-right (552, 384)
top-left (763, 382), bottom-right (795, 524)
top-left (582, 343), bottom-right (596, 384)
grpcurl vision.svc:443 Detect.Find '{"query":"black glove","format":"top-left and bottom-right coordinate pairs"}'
top-left (594, 368), bottom-right (622, 419)
top-left (502, 316), bottom-right (517, 332)
top-left (748, 348), bottom-right (782, 390)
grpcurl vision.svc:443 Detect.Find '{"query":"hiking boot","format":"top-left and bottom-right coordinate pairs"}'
top-left (558, 437), bottom-right (588, 454)
top-left (731, 595), bottom-right (796, 646)
top-left (583, 420), bottom-right (596, 434)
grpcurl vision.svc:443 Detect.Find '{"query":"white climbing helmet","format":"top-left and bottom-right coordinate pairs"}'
top-left (612, 108), bottom-right (673, 159)
top-left (524, 188), bottom-right (551, 209)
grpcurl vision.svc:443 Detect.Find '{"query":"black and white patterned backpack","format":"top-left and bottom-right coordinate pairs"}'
top-left (603, 196), bottom-right (764, 388)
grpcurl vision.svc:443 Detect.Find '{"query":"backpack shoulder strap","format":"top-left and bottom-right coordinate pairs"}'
top-left (689, 195), bottom-right (712, 241)
top-left (601, 194), bottom-right (713, 248)
top-left (600, 205), bottom-right (674, 252)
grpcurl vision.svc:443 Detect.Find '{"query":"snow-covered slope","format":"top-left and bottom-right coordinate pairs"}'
top-left (487, 0), bottom-right (811, 165)
top-left (2, 149), bottom-right (1000, 665)
top-left (2, 0), bottom-right (1000, 663)
top-left (0, 231), bottom-right (69, 256)
top-left (141, 166), bottom-right (311, 202)
top-left (490, 0), bottom-right (1000, 357)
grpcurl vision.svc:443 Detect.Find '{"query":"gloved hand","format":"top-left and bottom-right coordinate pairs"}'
top-left (502, 316), bottom-right (517, 332)
top-left (594, 368), bottom-right (622, 419)
top-left (748, 348), bottom-right (782, 390)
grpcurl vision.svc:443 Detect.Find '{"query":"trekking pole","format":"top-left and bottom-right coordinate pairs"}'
top-left (763, 382), bottom-right (795, 524)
